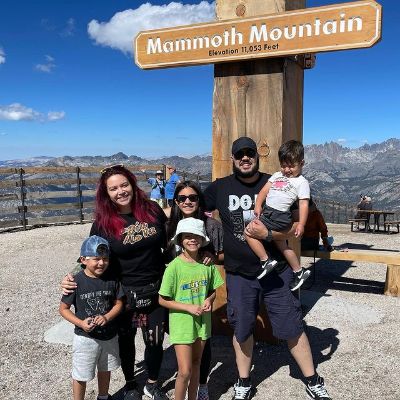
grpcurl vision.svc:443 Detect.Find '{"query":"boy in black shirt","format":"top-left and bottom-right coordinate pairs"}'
top-left (60, 235), bottom-right (124, 400)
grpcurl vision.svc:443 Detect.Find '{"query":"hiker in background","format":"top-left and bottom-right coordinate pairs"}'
top-left (59, 235), bottom-right (124, 400)
top-left (62, 165), bottom-right (169, 400)
top-left (165, 165), bottom-right (181, 207)
top-left (354, 195), bottom-right (372, 219)
top-left (143, 169), bottom-right (166, 208)
top-left (159, 218), bottom-right (224, 400)
top-left (301, 199), bottom-right (333, 252)
top-left (164, 180), bottom-right (224, 400)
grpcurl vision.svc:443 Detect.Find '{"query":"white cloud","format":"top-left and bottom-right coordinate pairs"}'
top-left (0, 103), bottom-right (65, 122)
top-left (0, 132), bottom-right (7, 136)
top-left (88, 1), bottom-right (215, 54)
top-left (60, 18), bottom-right (76, 37)
top-left (35, 55), bottom-right (56, 73)
top-left (0, 47), bottom-right (5, 64)
top-left (337, 138), bottom-right (347, 144)
top-left (47, 111), bottom-right (66, 121)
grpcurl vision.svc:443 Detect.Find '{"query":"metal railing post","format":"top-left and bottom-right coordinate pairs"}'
top-left (18, 168), bottom-right (27, 230)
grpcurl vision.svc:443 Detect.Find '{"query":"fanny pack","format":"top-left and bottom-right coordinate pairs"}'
top-left (124, 280), bottom-right (160, 310)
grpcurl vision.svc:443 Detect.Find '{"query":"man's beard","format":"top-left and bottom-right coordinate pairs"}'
top-left (232, 158), bottom-right (259, 178)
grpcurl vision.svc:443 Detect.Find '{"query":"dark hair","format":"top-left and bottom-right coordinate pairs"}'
top-left (278, 140), bottom-right (304, 165)
top-left (165, 181), bottom-right (206, 261)
top-left (95, 165), bottom-right (159, 238)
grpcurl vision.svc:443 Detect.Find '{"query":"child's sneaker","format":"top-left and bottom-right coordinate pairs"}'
top-left (143, 382), bottom-right (169, 400)
top-left (290, 267), bottom-right (311, 291)
top-left (306, 376), bottom-right (332, 399)
top-left (233, 378), bottom-right (254, 399)
top-left (257, 259), bottom-right (278, 280)
top-left (197, 383), bottom-right (209, 400)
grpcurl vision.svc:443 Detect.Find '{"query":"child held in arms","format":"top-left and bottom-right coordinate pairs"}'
top-left (245, 140), bottom-right (311, 291)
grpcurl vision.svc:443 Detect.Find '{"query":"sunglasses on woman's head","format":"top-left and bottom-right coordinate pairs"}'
top-left (100, 164), bottom-right (125, 175)
top-left (176, 194), bottom-right (199, 203)
top-left (233, 149), bottom-right (257, 160)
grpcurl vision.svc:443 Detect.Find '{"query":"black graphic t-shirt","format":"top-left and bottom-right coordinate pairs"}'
top-left (90, 207), bottom-right (167, 288)
top-left (61, 270), bottom-right (124, 340)
top-left (204, 173), bottom-right (286, 277)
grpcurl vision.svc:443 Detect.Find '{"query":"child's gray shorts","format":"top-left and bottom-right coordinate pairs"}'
top-left (72, 334), bottom-right (120, 382)
top-left (259, 205), bottom-right (292, 231)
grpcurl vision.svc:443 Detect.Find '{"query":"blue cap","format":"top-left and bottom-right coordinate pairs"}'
top-left (80, 235), bottom-right (110, 258)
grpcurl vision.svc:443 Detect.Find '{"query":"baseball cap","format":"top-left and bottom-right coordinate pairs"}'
top-left (79, 235), bottom-right (110, 260)
top-left (172, 217), bottom-right (210, 247)
top-left (155, 170), bottom-right (163, 174)
top-left (231, 137), bottom-right (257, 155)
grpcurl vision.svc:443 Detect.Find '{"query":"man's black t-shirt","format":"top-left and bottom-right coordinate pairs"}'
top-left (61, 270), bottom-right (124, 340)
top-left (204, 173), bottom-right (286, 277)
top-left (90, 207), bottom-right (167, 288)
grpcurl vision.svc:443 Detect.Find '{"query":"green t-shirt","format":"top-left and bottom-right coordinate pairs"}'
top-left (159, 257), bottom-right (224, 344)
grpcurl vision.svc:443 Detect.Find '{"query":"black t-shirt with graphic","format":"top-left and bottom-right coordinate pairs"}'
top-left (61, 270), bottom-right (124, 340)
top-left (204, 173), bottom-right (286, 278)
top-left (90, 206), bottom-right (167, 288)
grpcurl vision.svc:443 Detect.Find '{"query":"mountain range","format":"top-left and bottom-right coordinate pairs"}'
top-left (1, 138), bottom-right (399, 211)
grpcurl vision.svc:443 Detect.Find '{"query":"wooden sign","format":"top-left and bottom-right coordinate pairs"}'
top-left (134, 0), bottom-right (381, 69)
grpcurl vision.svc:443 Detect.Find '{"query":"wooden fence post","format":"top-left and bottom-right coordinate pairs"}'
top-left (18, 168), bottom-right (27, 230)
top-left (76, 167), bottom-right (83, 223)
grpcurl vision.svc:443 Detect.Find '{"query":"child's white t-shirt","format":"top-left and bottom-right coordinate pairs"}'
top-left (265, 172), bottom-right (310, 212)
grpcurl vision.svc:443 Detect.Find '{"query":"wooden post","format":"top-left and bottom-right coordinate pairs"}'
top-left (384, 264), bottom-right (400, 297)
top-left (76, 167), bottom-right (84, 223)
top-left (18, 168), bottom-right (27, 230)
top-left (212, 0), bottom-right (305, 343)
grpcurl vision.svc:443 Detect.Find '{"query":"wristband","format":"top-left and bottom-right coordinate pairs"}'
top-left (265, 228), bottom-right (273, 242)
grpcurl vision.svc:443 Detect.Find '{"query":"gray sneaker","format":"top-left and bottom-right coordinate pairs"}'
top-left (257, 259), bottom-right (278, 280)
top-left (290, 267), bottom-right (311, 291)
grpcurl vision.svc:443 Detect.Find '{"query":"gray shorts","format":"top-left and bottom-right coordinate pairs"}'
top-left (72, 334), bottom-right (120, 382)
top-left (259, 205), bottom-right (292, 232)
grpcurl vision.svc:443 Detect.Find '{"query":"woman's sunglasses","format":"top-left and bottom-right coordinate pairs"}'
top-left (176, 194), bottom-right (199, 203)
top-left (100, 164), bottom-right (125, 175)
top-left (233, 149), bottom-right (257, 160)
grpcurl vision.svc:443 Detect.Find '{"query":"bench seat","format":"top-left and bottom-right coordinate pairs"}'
top-left (348, 218), bottom-right (368, 232)
top-left (384, 221), bottom-right (400, 234)
top-left (301, 249), bottom-right (400, 297)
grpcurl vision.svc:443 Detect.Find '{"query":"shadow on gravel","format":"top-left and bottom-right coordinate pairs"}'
top-left (301, 258), bottom-right (385, 303)
top-left (110, 329), bottom-right (340, 400)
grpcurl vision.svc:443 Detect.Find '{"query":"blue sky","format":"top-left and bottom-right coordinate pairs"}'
top-left (0, 0), bottom-right (398, 160)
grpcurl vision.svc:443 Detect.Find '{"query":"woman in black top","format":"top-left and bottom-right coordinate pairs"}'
top-left (62, 165), bottom-right (168, 400)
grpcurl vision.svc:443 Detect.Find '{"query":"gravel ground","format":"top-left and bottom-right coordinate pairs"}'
top-left (1, 223), bottom-right (399, 400)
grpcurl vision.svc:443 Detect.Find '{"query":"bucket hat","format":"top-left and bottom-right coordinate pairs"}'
top-left (172, 217), bottom-right (210, 247)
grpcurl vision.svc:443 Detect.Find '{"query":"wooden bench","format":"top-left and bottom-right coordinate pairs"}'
top-left (301, 249), bottom-right (400, 297)
top-left (348, 218), bottom-right (368, 232)
top-left (384, 221), bottom-right (400, 234)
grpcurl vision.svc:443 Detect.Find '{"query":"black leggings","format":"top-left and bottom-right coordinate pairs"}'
top-left (200, 338), bottom-right (212, 385)
top-left (118, 305), bottom-right (167, 382)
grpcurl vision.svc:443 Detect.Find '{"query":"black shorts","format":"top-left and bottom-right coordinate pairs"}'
top-left (259, 205), bottom-right (292, 232)
top-left (226, 268), bottom-right (304, 342)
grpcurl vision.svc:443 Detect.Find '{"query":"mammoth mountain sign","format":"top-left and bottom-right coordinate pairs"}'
top-left (134, 0), bottom-right (381, 69)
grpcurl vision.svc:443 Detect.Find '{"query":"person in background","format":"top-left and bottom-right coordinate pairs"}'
top-left (143, 169), bottom-right (166, 208)
top-left (159, 218), bottom-right (224, 400)
top-left (301, 200), bottom-right (333, 252)
top-left (59, 235), bottom-right (124, 400)
top-left (354, 195), bottom-right (372, 219)
top-left (164, 180), bottom-right (224, 400)
top-left (61, 165), bottom-right (169, 400)
top-left (165, 165), bottom-right (181, 207)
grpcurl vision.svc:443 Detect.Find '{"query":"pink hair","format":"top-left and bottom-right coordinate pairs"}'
top-left (95, 166), bottom-right (159, 238)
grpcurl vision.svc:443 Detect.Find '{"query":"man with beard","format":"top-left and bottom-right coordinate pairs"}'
top-left (204, 137), bottom-right (331, 400)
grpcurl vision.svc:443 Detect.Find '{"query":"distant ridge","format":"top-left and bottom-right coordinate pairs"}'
top-left (1, 138), bottom-right (399, 210)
